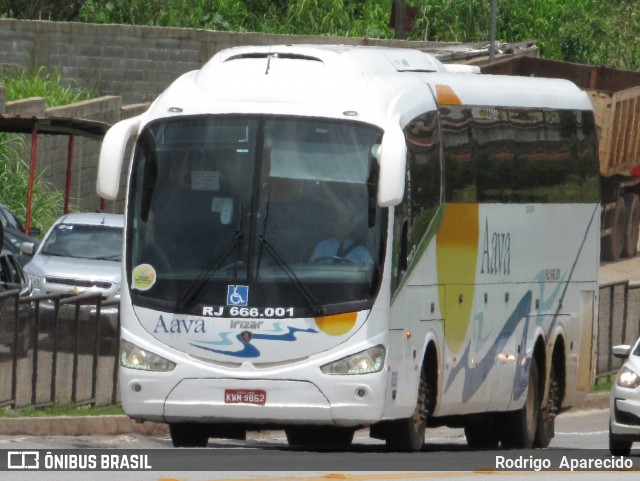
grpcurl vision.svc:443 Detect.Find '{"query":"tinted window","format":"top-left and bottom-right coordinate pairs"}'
top-left (393, 111), bottom-right (443, 292)
top-left (441, 106), bottom-right (600, 203)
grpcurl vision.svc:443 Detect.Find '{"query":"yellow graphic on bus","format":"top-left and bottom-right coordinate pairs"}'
top-left (436, 204), bottom-right (479, 353)
top-left (315, 312), bottom-right (358, 336)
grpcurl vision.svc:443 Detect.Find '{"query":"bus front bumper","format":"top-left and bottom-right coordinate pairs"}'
top-left (122, 375), bottom-right (387, 427)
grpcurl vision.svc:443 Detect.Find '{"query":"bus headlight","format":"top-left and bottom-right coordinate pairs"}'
top-left (120, 339), bottom-right (176, 372)
top-left (321, 345), bottom-right (385, 375)
top-left (617, 366), bottom-right (640, 389)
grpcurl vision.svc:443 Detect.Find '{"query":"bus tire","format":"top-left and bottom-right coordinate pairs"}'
top-left (385, 366), bottom-right (430, 451)
top-left (535, 354), bottom-right (562, 448)
top-left (622, 193), bottom-right (640, 258)
top-left (601, 198), bottom-right (626, 261)
top-left (285, 426), bottom-right (354, 449)
top-left (169, 423), bottom-right (209, 447)
top-left (500, 362), bottom-right (539, 449)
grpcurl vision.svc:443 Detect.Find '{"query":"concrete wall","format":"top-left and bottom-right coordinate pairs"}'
top-left (0, 19), bottom-right (450, 105)
top-left (0, 19), bottom-right (489, 219)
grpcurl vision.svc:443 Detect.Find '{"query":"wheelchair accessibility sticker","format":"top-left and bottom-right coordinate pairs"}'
top-left (227, 285), bottom-right (249, 306)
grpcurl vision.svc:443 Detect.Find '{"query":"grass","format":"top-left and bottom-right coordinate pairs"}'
top-left (0, 134), bottom-right (68, 234)
top-left (0, 404), bottom-right (125, 418)
top-left (592, 376), bottom-right (613, 393)
top-left (2, 66), bottom-right (96, 107)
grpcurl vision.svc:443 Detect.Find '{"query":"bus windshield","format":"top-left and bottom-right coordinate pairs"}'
top-left (128, 115), bottom-right (386, 315)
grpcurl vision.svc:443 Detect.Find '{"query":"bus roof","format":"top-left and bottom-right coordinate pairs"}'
top-left (143, 45), bottom-right (593, 128)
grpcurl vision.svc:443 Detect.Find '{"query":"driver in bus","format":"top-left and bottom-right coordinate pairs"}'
top-left (310, 215), bottom-right (373, 265)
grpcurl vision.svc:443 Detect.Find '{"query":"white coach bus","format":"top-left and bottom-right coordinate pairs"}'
top-left (97, 45), bottom-right (600, 450)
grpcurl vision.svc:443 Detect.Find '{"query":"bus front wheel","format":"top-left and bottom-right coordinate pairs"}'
top-left (385, 366), bottom-right (431, 451)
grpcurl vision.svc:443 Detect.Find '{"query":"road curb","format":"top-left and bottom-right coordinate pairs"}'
top-left (566, 391), bottom-right (610, 412)
top-left (0, 415), bottom-right (168, 437)
top-left (0, 392), bottom-right (611, 437)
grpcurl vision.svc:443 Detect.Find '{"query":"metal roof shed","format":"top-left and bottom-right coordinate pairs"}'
top-left (0, 115), bottom-right (110, 232)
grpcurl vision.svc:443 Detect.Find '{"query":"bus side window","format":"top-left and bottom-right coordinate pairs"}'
top-left (391, 111), bottom-right (442, 293)
top-left (406, 112), bottom-right (442, 256)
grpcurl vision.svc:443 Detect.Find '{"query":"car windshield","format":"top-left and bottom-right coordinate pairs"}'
top-left (128, 115), bottom-right (386, 315)
top-left (42, 223), bottom-right (123, 261)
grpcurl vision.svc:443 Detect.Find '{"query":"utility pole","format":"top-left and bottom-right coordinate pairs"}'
top-left (490, 0), bottom-right (497, 62)
top-left (394, 0), bottom-right (406, 40)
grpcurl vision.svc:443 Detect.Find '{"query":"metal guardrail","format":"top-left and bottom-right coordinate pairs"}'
top-left (0, 281), bottom-right (636, 408)
top-left (597, 280), bottom-right (640, 380)
top-left (0, 291), bottom-right (120, 409)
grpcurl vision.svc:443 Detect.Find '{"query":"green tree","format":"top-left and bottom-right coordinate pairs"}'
top-left (0, 0), bottom-right (85, 20)
top-left (2, 0), bottom-right (639, 69)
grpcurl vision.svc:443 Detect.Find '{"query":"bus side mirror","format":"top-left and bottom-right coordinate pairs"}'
top-left (97, 116), bottom-right (141, 200)
top-left (376, 125), bottom-right (406, 207)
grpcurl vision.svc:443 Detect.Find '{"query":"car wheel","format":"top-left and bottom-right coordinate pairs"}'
top-left (609, 427), bottom-right (632, 456)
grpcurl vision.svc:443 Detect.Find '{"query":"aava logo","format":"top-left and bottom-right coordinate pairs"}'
top-left (480, 217), bottom-right (511, 275)
top-left (154, 315), bottom-right (207, 333)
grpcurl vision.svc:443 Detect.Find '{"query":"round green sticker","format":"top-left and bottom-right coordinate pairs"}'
top-left (132, 264), bottom-right (156, 291)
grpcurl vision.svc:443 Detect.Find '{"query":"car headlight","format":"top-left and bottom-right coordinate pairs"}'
top-left (321, 345), bottom-right (385, 375)
top-left (30, 275), bottom-right (43, 289)
top-left (120, 339), bottom-right (176, 372)
top-left (617, 366), bottom-right (640, 389)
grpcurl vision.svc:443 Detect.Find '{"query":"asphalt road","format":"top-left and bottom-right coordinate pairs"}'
top-left (3, 407), bottom-right (638, 481)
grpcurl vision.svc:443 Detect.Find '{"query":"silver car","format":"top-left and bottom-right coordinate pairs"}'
top-left (609, 337), bottom-right (640, 455)
top-left (22, 212), bottom-right (124, 335)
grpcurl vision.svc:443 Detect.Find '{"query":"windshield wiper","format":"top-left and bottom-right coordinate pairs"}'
top-left (258, 235), bottom-right (326, 316)
top-left (178, 230), bottom-right (244, 310)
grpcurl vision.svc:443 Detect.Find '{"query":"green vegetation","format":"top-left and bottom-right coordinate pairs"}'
top-left (0, 68), bottom-right (95, 231)
top-left (2, 66), bottom-right (95, 107)
top-left (593, 376), bottom-right (614, 393)
top-left (0, 1), bottom-right (638, 69)
top-left (74, 0), bottom-right (640, 70)
top-left (0, 404), bottom-right (124, 418)
top-left (0, 134), bottom-right (66, 232)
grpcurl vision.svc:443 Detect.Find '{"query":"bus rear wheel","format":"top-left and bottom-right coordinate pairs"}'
top-left (535, 358), bottom-right (561, 448)
top-left (500, 362), bottom-right (540, 449)
top-left (169, 423), bottom-right (209, 447)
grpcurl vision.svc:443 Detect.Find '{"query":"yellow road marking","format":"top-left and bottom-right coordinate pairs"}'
top-left (159, 469), bottom-right (629, 481)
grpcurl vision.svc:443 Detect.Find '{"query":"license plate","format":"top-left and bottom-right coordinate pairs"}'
top-left (224, 389), bottom-right (267, 405)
